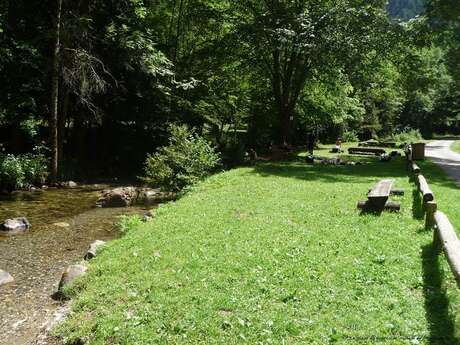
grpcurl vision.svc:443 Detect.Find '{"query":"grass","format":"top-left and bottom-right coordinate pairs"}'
top-left (450, 141), bottom-right (460, 154)
top-left (56, 155), bottom-right (460, 345)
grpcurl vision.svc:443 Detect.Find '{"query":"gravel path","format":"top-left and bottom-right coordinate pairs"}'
top-left (426, 140), bottom-right (460, 187)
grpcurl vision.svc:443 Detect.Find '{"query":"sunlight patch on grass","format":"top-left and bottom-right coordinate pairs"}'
top-left (56, 158), bottom-right (460, 344)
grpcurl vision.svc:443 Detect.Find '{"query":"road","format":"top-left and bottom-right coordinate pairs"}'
top-left (426, 140), bottom-right (460, 186)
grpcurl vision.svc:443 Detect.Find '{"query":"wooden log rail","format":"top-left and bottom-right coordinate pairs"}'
top-left (433, 211), bottom-right (460, 288)
top-left (417, 175), bottom-right (434, 202)
top-left (407, 147), bottom-right (460, 290)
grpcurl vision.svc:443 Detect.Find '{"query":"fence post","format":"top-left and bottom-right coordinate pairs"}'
top-left (425, 200), bottom-right (437, 230)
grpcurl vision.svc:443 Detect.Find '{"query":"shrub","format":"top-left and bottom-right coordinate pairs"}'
top-left (0, 152), bottom-right (48, 192)
top-left (142, 124), bottom-right (221, 192)
top-left (0, 154), bottom-right (25, 191)
top-left (342, 130), bottom-right (359, 143)
top-left (392, 128), bottom-right (423, 144)
top-left (20, 153), bottom-right (48, 186)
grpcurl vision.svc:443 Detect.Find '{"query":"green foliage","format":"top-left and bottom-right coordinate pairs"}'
top-left (391, 128), bottom-right (423, 143)
top-left (115, 215), bottom-right (144, 235)
top-left (142, 124), bottom-right (221, 191)
top-left (0, 154), bottom-right (25, 191)
top-left (0, 152), bottom-right (48, 191)
top-left (342, 130), bottom-right (359, 143)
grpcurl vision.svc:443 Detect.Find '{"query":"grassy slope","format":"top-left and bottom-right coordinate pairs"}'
top-left (58, 155), bottom-right (460, 345)
top-left (450, 141), bottom-right (460, 154)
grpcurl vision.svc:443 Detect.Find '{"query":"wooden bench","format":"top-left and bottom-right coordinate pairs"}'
top-left (358, 179), bottom-right (401, 212)
top-left (368, 179), bottom-right (393, 208)
top-left (359, 141), bottom-right (396, 148)
top-left (349, 147), bottom-right (386, 156)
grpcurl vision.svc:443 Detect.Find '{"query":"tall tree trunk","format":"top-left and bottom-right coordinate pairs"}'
top-left (49, 0), bottom-right (62, 182)
top-left (58, 89), bottom-right (70, 171)
top-left (279, 103), bottom-right (292, 146)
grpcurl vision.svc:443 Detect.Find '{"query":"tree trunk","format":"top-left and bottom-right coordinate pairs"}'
top-left (278, 102), bottom-right (293, 146)
top-left (49, 0), bottom-right (62, 182)
top-left (58, 90), bottom-right (69, 171)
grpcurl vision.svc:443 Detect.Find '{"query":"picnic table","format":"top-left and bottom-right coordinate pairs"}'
top-left (358, 179), bottom-right (402, 212)
top-left (349, 147), bottom-right (386, 156)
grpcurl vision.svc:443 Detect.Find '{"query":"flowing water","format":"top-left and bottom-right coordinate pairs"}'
top-left (0, 187), bottom-right (148, 345)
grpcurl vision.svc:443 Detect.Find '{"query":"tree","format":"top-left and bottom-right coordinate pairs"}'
top-left (49, 0), bottom-right (62, 182)
top-left (233, 0), bottom-right (392, 145)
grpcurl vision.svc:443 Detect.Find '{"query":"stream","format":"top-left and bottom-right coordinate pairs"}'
top-left (0, 186), bottom-right (148, 345)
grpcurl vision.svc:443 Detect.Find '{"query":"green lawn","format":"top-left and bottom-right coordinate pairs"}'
top-left (57, 156), bottom-right (460, 345)
top-left (418, 159), bottom-right (460, 232)
top-left (450, 141), bottom-right (460, 154)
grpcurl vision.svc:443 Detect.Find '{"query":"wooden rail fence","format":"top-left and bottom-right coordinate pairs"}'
top-left (405, 145), bottom-right (460, 288)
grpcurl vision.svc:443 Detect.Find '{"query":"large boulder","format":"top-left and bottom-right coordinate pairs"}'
top-left (57, 264), bottom-right (87, 294)
top-left (96, 187), bottom-right (138, 207)
top-left (97, 187), bottom-right (177, 208)
top-left (84, 240), bottom-right (106, 260)
top-left (0, 270), bottom-right (14, 286)
top-left (0, 217), bottom-right (30, 235)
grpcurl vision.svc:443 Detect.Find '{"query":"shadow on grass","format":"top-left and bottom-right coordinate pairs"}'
top-left (250, 157), bottom-right (408, 185)
top-left (422, 245), bottom-right (460, 345)
top-left (250, 155), bottom-right (460, 195)
top-left (413, 189), bottom-right (425, 221)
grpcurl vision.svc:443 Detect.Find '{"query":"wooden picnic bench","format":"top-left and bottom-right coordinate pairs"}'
top-left (348, 147), bottom-right (386, 156)
top-left (357, 179), bottom-right (402, 212)
top-left (358, 141), bottom-right (396, 148)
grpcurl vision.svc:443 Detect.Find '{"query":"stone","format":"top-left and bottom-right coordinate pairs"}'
top-left (0, 217), bottom-right (30, 235)
top-left (60, 181), bottom-right (78, 188)
top-left (84, 240), bottom-right (106, 260)
top-left (0, 270), bottom-right (14, 286)
top-left (57, 264), bottom-right (87, 293)
top-left (138, 189), bottom-right (161, 205)
top-left (96, 187), bottom-right (138, 207)
top-left (143, 210), bottom-right (156, 222)
top-left (97, 187), bottom-right (176, 207)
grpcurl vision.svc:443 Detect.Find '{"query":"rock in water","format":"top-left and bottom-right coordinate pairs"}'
top-left (60, 181), bottom-right (78, 188)
top-left (138, 189), bottom-right (160, 205)
top-left (57, 265), bottom-right (87, 293)
top-left (84, 240), bottom-right (106, 260)
top-left (0, 270), bottom-right (14, 286)
top-left (0, 217), bottom-right (30, 235)
top-left (96, 187), bottom-right (138, 207)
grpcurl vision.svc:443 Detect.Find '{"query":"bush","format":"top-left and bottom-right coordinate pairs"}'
top-left (391, 128), bottom-right (423, 144)
top-left (20, 153), bottom-right (48, 186)
top-left (0, 154), bottom-right (25, 191)
top-left (0, 152), bottom-right (48, 192)
top-left (342, 130), bottom-right (359, 143)
top-left (142, 124), bottom-right (221, 192)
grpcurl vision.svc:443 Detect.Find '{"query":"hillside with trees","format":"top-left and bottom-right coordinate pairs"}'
top-left (0, 0), bottom-right (458, 182)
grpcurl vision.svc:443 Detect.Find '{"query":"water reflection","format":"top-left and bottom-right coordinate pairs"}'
top-left (0, 186), bottom-right (148, 345)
